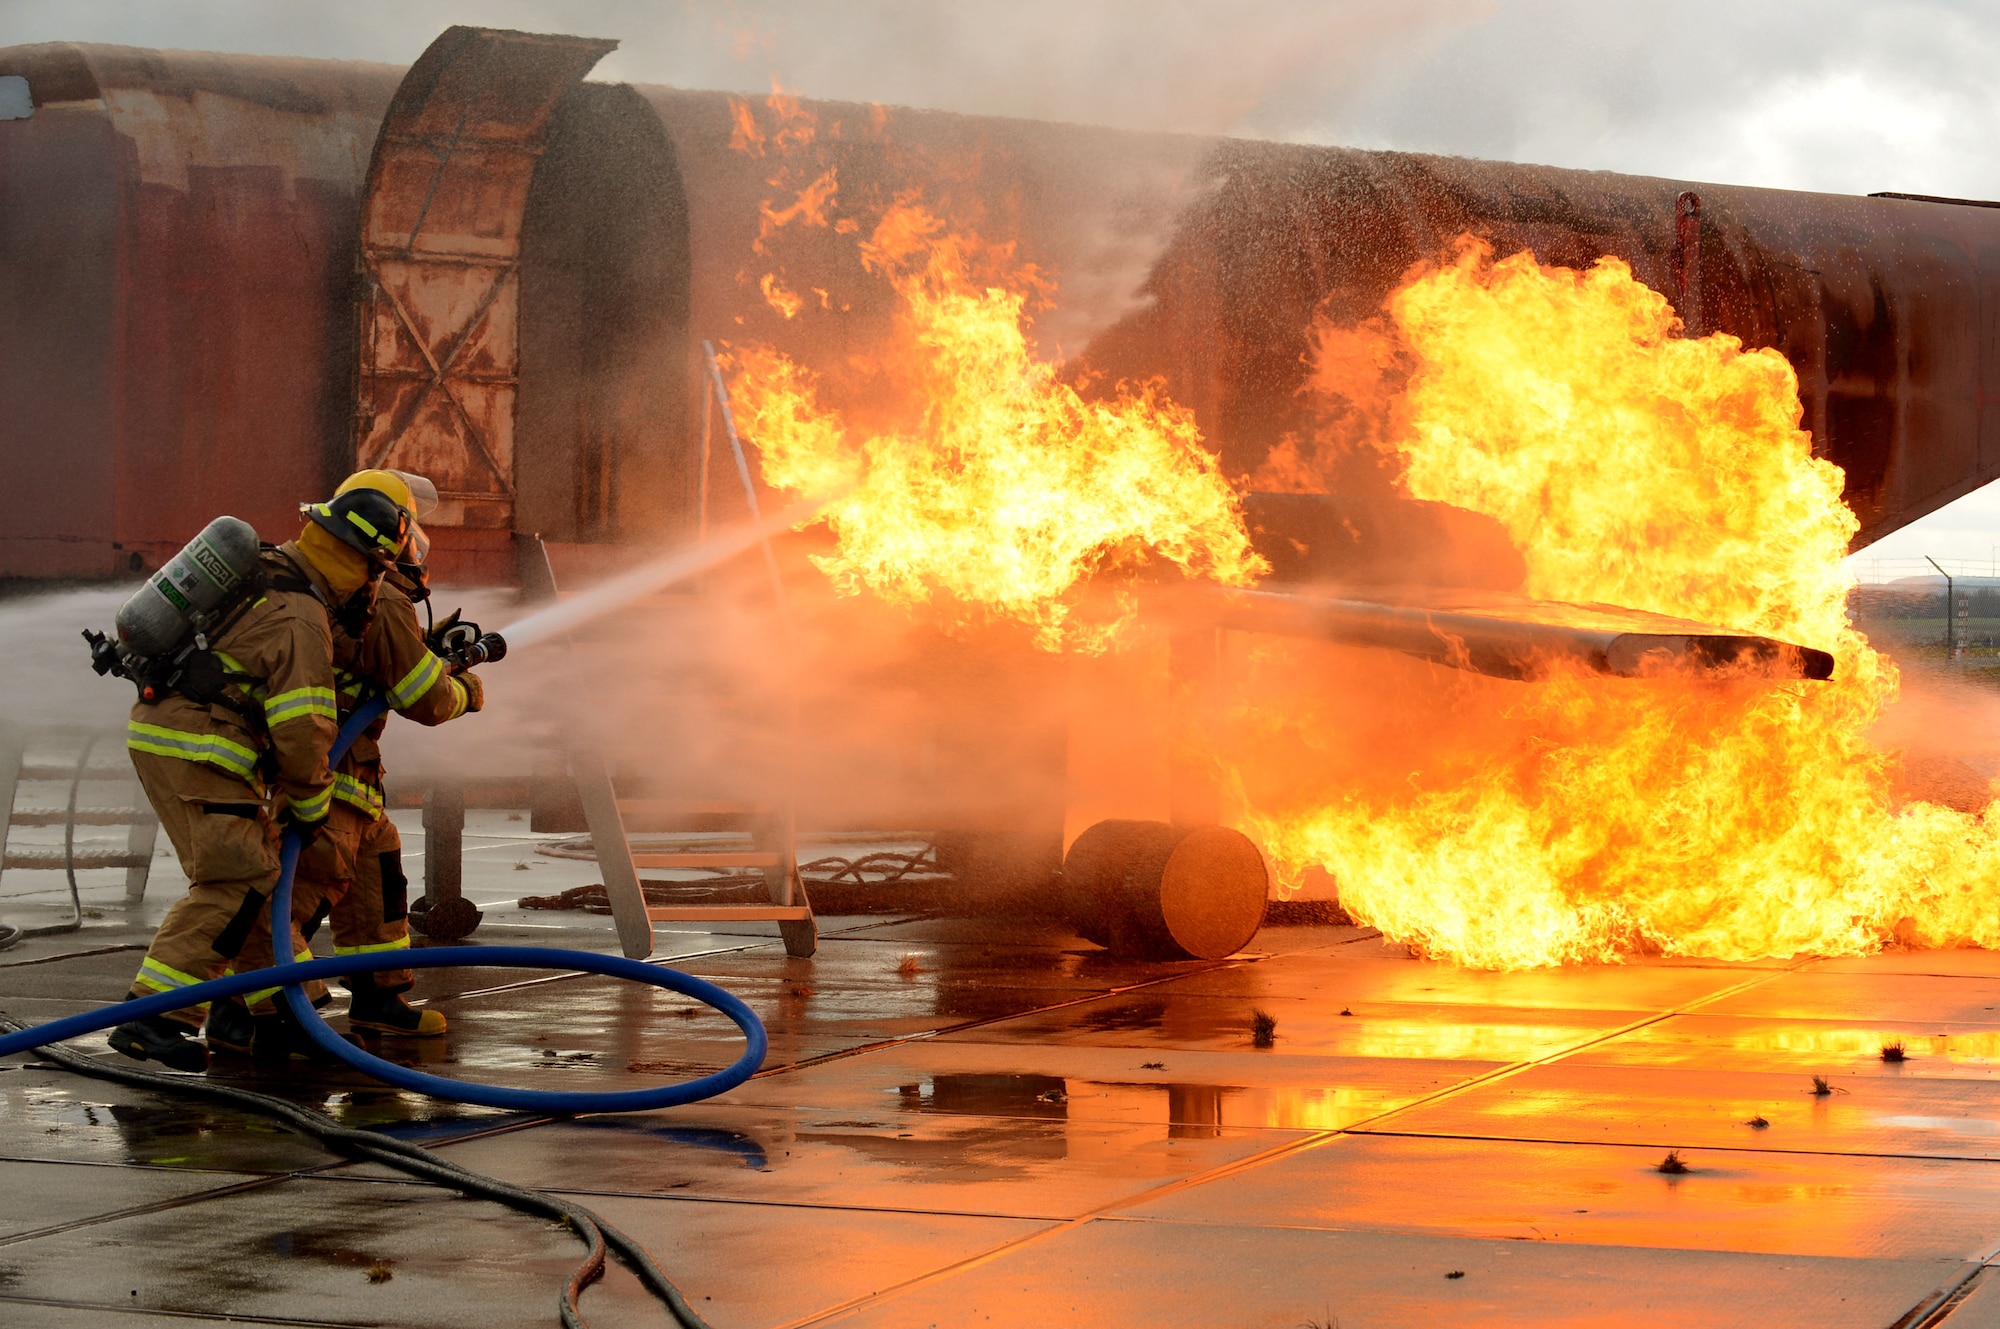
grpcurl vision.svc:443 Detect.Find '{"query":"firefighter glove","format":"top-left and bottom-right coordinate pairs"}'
top-left (457, 670), bottom-right (485, 714)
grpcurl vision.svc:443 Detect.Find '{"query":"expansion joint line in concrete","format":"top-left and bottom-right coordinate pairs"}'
top-left (0, 1170), bottom-right (292, 1249)
top-left (1896, 1263), bottom-right (1991, 1329)
top-left (743, 931), bottom-right (1386, 1087)
top-left (0, 1290), bottom-right (369, 1327)
top-left (769, 958), bottom-right (1813, 1329)
top-left (746, 954), bottom-right (1260, 1083)
top-left (0, 942), bottom-right (148, 969)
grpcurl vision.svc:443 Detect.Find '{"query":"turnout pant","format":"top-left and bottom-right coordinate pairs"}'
top-left (240, 801), bottom-right (414, 1002)
top-left (126, 753), bottom-right (311, 1027)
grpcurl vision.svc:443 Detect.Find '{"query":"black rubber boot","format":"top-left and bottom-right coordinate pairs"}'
top-left (109, 1014), bottom-right (209, 1073)
top-left (250, 1004), bottom-right (360, 1069)
top-left (347, 988), bottom-right (446, 1038)
top-left (203, 998), bottom-right (255, 1056)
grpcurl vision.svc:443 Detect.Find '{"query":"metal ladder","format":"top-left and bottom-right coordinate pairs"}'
top-left (0, 725), bottom-right (159, 924)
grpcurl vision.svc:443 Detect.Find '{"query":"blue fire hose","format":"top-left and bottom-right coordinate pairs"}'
top-left (0, 697), bottom-right (768, 1112)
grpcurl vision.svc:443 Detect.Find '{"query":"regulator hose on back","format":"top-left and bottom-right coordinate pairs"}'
top-left (0, 696), bottom-right (769, 1112)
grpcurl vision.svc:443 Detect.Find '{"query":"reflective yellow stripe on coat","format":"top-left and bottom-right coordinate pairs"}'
top-left (127, 722), bottom-right (261, 782)
top-left (263, 685), bottom-right (337, 727)
top-left (333, 772), bottom-right (386, 820)
top-left (288, 782), bottom-right (334, 822)
top-left (389, 653), bottom-right (446, 710)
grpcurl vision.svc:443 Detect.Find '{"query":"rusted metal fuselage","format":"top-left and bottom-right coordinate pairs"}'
top-left (3, 32), bottom-right (1999, 579)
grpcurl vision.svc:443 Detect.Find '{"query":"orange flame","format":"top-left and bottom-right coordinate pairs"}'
top-left (727, 200), bottom-right (1264, 651)
top-left (759, 273), bottom-right (804, 320)
top-left (1238, 239), bottom-right (2000, 968)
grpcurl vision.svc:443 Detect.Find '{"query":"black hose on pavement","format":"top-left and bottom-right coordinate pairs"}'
top-left (0, 1015), bottom-right (716, 1329)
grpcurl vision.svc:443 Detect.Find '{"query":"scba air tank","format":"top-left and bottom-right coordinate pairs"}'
top-left (115, 517), bottom-right (261, 658)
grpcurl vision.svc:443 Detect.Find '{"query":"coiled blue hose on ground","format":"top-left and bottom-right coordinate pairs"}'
top-left (0, 697), bottom-right (768, 1112)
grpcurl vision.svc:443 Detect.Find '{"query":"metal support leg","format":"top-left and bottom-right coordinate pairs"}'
top-left (570, 746), bottom-right (653, 960)
top-left (422, 780), bottom-right (464, 904)
top-left (0, 722), bottom-right (21, 887)
top-left (758, 804), bottom-right (816, 957)
top-left (123, 803), bottom-right (159, 904)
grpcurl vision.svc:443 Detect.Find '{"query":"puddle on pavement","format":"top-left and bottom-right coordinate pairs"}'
top-left (892, 1072), bottom-right (1403, 1133)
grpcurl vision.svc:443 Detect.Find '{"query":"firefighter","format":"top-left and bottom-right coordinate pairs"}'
top-left (205, 470), bottom-right (484, 1061)
top-left (106, 486), bottom-right (413, 1071)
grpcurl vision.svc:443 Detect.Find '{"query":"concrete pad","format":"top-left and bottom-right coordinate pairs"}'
top-left (0, 1069), bottom-right (336, 1172)
top-left (1369, 1060), bottom-right (2000, 1158)
top-left (1812, 951), bottom-right (2000, 979)
top-left (720, 1039), bottom-right (1499, 1130)
top-left (1935, 1267), bottom-right (2000, 1326)
top-left (0, 1303), bottom-right (310, 1327)
top-left (0, 1159), bottom-right (268, 1242)
top-left (333, 1099), bottom-right (1308, 1220)
top-left (1566, 1013), bottom-right (2000, 1080)
top-left (823, 1217), bottom-right (1966, 1329)
top-left (1148, 949), bottom-right (1768, 1011)
top-left (0, 1173), bottom-right (663, 1329)
top-left (951, 989), bottom-right (1649, 1061)
top-left (1702, 970), bottom-right (2000, 1024)
top-left (580, 1191), bottom-right (1049, 1329)
top-left (1128, 1132), bottom-right (2000, 1260)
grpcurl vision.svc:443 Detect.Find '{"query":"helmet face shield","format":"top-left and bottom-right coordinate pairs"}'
top-left (403, 518), bottom-right (431, 567)
top-left (388, 472), bottom-right (440, 521)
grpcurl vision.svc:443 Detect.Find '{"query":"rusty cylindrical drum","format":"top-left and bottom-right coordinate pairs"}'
top-left (1062, 820), bottom-right (1269, 960)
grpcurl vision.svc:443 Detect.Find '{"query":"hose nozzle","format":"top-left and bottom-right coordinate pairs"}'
top-left (447, 631), bottom-right (506, 671)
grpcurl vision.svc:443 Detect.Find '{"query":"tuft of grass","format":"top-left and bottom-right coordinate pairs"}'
top-left (1445, 1270), bottom-right (1466, 1280)
top-left (1745, 1116), bottom-right (1770, 1129)
top-left (513, 861), bottom-right (530, 871)
top-left (1657, 1151), bottom-right (1690, 1174)
top-left (1881, 1041), bottom-right (1908, 1063)
top-left (365, 1259), bottom-right (395, 1284)
top-left (895, 953), bottom-right (923, 977)
top-left (1339, 1007), bottom-right (1353, 1017)
top-left (1251, 1007), bottom-right (1279, 1047)
top-left (1140, 1061), bottom-right (1166, 1071)
top-left (1299, 1311), bottom-right (1342, 1329)
top-left (1810, 1075), bottom-right (1848, 1097)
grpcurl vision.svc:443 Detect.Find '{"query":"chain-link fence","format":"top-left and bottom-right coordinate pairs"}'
top-left (1849, 558), bottom-right (2000, 664)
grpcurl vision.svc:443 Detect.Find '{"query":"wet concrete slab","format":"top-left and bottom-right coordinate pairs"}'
top-left (0, 1158), bottom-right (269, 1242)
top-left (1126, 1131), bottom-right (2000, 1260)
top-left (0, 1068), bottom-right (339, 1172)
top-left (1368, 1059), bottom-right (2000, 1158)
top-left (335, 1100), bottom-right (1310, 1220)
top-left (719, 1039), bottom-right (1498, 1130)
top-left (5, 830), bottom-right (2000, 1328)
top-left (1701, 969), bottom-right (2000, 1024)
top-left (819, 1217), bottom-right (1967, 1328)
top-left (1146, 946), bottom-right (1783, 1008)
top-left (1939, 1270), bottom-right (2000, 1326)
top-left (0, 1305), bottom-right (313, 1328)
top-left (1565, 1012), bottom-right (2000, 1079)
top-left (952, 987), bottom-right (1652, 1061)
top-left (576, 1192), bottom-right (1048, 1328)
top-left (0, 1173), bottom-right (664, 1328)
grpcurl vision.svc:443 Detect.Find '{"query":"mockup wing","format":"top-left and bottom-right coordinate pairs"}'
top-left (1203, 586), bottom-right (1835, 682)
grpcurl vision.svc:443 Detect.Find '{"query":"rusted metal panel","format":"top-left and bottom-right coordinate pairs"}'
top-left (0, 42), bottom-right (400, 578)
top-left (6, 34), bottom-right (2000, 582)
top-left (352, 26), bottom-right (615, 533)
top-left (1077, 142), bottom-right (2000, 550)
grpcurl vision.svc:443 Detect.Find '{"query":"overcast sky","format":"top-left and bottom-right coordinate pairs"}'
top-left (8, 0), bottom-right (1998, 566)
